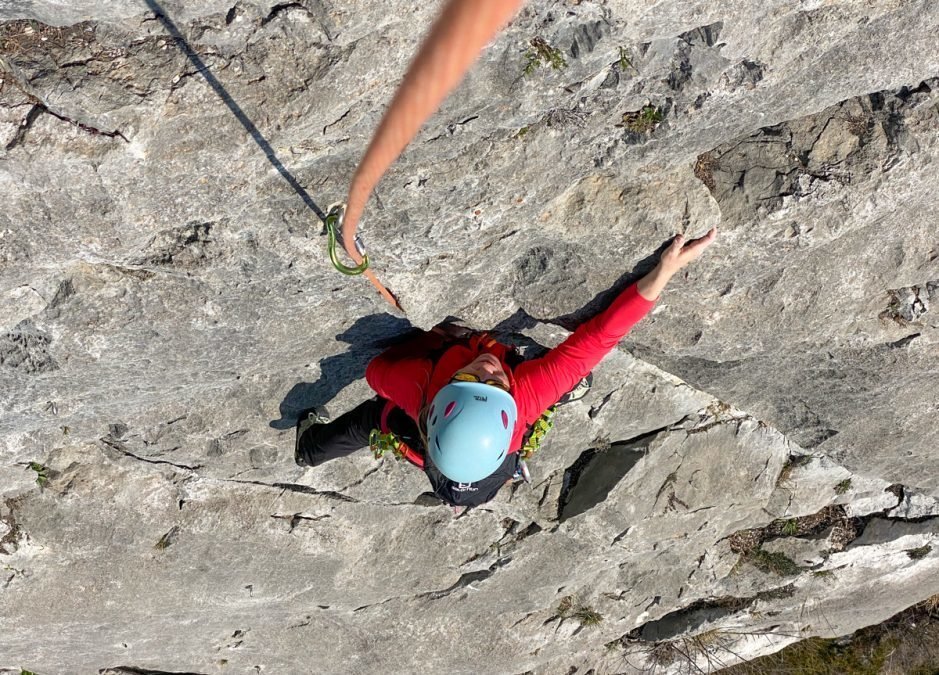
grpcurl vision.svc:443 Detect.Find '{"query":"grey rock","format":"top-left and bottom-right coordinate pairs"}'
top-left (2, 0), bottom-right (939, 672)
top-left (888, 488), bottom-right (939, 520)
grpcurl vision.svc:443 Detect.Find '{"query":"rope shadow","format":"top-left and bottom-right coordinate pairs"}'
top-left (142, 0), bottom-right (326, 221)
top-left (142, 3), bottom-right (411, 430)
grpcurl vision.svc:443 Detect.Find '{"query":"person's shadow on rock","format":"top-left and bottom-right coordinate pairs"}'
top-left (269, 313), bottom-right (414, 430)
top-left (269, 290), bottom-right (635, 432)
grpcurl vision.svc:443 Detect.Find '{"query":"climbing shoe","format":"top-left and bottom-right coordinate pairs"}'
top-left (294, 407), bottom-right (330, 467)
top-left (557, 373), bottom-right (593, 405)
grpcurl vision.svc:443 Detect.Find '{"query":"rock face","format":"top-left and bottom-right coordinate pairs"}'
top-left (1, 1), bottom-right (938, 673)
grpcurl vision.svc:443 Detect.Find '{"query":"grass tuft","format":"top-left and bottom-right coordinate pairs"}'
top-left (746, 548), bottom-right (801, 576)
top-left (905, 545), bottom-right (931, 560)
top-left (523, 37), bottom-right (567, 75)
top-left (834, 478), bottom-right (852, 495)
top-left (574, 606), bottom-right (603, 627)
top-left (619, 105), bottom-right (663, 133)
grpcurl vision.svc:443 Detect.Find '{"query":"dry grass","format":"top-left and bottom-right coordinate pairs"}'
top-left (721, 594), bottom-right (939, 675)
top-left (556, 595), bottom-right (574, 618)
top-left (729, 527), bottom-right (763, 555)
top-left (632, 629), bottom-right (738, 673)
top-left (694, 152), bottom-right (718, 190)
top-left (0, 19), bottom-right (92, 60)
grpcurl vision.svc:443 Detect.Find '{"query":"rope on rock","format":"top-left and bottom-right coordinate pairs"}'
top-left (332, 0), bottom-right (526, 311)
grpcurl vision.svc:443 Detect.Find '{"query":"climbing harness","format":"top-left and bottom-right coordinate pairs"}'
top-left (331, 0), bottom-right (525, 311)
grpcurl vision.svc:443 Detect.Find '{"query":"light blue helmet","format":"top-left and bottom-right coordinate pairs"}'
top-left (427, 382), bottom-right (518, 483)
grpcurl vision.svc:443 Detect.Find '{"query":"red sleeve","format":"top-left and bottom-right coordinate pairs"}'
top-left (512, 284), bottom-right (655, 424)
top-left (365, 331), bottom-right (444, 420)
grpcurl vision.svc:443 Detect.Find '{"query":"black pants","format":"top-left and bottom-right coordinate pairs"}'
top-left (296, 398), bottom-right (421, 466)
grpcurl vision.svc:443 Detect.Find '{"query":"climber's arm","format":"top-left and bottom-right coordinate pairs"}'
top-left (637, 228), bottom-right (717, 300)
top-left (514, 229), bottom-right (717, 418)
top-left (512, 284), bottom-right (654, 418)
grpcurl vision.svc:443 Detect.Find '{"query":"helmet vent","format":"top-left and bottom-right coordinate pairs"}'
top-left (501, 411), bottom-right (509, 428)
top-left (445, 401), bottom-right (456, 417)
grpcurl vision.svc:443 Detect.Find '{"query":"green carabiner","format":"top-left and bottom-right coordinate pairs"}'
top-left (324, 204), bottom-right (370, 275)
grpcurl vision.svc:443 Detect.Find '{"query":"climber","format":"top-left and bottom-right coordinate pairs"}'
top-left (295, 228), bottom-right (718, 506)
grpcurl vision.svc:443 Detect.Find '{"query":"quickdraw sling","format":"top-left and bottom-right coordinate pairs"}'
top-left (326, 0), bottom-right (525, 311)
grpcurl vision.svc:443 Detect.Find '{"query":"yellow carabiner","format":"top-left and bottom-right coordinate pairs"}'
top-left (324, 203), bottom-right (370, 275)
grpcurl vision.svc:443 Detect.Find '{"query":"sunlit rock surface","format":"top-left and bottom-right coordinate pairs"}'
top-left (1, 0), bottom-right (938, 672)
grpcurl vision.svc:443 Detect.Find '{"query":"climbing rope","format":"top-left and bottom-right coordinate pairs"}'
top-left (332, 0), bottom-right (525, 311)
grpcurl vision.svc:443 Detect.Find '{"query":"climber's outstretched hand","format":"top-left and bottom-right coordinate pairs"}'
top-left (660, 228), bottom-right (718, 276)
top-left (637, 228), bottom-right (718, 301)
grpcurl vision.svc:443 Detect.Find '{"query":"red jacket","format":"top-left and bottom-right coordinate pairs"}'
top-left (365, 283), bottom-right (655, 456)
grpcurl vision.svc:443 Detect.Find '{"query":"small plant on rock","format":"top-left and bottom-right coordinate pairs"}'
top-left (619, 105), bottom-right (663, 133)
top-left (523, 37), bottom-right (567, 75)
top-left (575, 606), bottom-right (603, 627)
top-left (27, 462), bottom-right (49, 488)
top-left (618, 46), bottom-right (637, 73)
top-left (906, 545), bottom-right (931, 560)
top-left (834, 478), bottom-right (852, 495)
top-left (747, 548), bottom-right (801, 576)
top-left (782, 519), bottom-right (799, 536)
